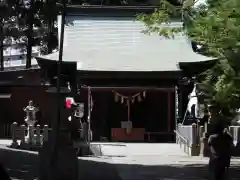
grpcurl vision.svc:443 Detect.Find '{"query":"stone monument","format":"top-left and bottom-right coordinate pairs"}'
top-left (23, 100), bottom-right (39, 143)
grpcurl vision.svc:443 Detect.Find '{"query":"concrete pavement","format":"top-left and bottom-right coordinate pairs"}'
top-left (89, 143), bottom-right (240, 180)
top-left (110, 156), bottom-right (240, 180)
top-left (0, 146), bottom-right (121, 180)
top-left (1, 143), bottom-right (240, 180)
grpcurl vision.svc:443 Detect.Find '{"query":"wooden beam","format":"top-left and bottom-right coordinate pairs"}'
top-left (81, 86), bottom-right (175, 92)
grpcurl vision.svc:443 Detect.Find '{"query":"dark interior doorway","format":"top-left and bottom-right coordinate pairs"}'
top-left (90, 90), bottom-right (174, 142)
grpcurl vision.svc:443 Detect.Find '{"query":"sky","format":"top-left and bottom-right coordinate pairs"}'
top-left (193, 0), bottom-right (207, 8)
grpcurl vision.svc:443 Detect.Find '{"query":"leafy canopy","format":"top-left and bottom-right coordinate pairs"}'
top-left (138, 0), bottom-right (240, 115)
top-left (0, 0), bottom-right (59, 56)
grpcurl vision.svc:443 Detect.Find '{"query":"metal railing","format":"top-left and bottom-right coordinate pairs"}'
top-left (174, 130), bottom-right (190, 155)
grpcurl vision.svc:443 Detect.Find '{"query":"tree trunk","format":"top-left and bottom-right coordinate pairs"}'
top-left (46, 0), bottom-right (57, 54)
top-left (26, 0), bottom-right (34, 69)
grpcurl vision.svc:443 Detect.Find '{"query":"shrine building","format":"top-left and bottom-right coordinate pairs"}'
top-left (35, 6), bottom-right (214, 142)
top-left (0, 6), bottom-right (215, 142)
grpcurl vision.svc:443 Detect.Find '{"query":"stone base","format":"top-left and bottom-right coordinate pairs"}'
top-left (10, 141), bottom-right (19, 148)
top-left (20, 141), bottom-right (30, 150)
top-left (38, 141), bottom-right (78, 180)
top-left (200, 137), bottom-right (210, 157)
top-left (190, 145), bottom-right (200, 156)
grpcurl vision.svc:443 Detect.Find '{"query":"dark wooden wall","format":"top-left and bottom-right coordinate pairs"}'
top-left (0, 69), bottom-right (187, 141)
top-left (0, 70), bottom-right (55, 126)
top-left (0, 86), bottom-right (55, 126)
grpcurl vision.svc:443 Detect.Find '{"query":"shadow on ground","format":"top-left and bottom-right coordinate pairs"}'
top-left (0, 147), bottom-right (240, 180)
top-left (0, 147), bottom-right (120, 180)
top-left (0, 147), bottom-right (37, 180)
top-left (114, 163), bottom-right (240, 180)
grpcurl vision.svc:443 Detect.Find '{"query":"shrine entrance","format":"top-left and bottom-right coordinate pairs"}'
top-left (86, 87), bottom-right (175, 143)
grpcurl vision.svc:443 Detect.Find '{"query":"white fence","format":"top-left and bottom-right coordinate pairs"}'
top-left (10, 122), bottom-right (51, 149)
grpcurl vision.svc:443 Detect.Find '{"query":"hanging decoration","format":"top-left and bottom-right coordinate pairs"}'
top-left (113, 91), bottom-right (146, 105)
top-left (113, 91), bottom-right (147, 123)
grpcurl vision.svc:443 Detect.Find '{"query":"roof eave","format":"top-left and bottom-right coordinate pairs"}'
top-left (178, 58), bottom-right (217, 76)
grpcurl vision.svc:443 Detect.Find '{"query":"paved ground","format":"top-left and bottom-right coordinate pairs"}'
top-left (109, 156), bottom-right (240, 180)
top-left (0, 142), bottom-right (240, 180)
top-left (0, 146), bottom-right (38, 180)
top-left (0, 146), bottom-right (120, 180)
top-left (95, 143), bottom-right (240, 180)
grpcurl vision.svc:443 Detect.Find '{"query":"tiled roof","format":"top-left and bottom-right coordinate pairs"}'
top-left (37, 16), bottom-right (212, 72)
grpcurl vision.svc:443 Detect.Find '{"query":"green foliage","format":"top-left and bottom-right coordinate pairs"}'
top-left (13, 0), bottom-right (59, 55)
top-left (0, 0), bottom-right (59, 67)
top-left (138, 0), bottom-right (240, 117)
top-left (137, 0), bottom-right (183, 38)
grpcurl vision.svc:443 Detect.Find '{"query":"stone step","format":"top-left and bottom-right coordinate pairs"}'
top-left (90, 143), bottom-right (187, 157)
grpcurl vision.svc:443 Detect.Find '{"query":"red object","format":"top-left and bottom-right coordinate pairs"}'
top-left (65, 99), bottom-right (72, 109)
top-left (65, 97), bottom-right (75, 109)
top-left (111, 128), bottom-right (145, 141)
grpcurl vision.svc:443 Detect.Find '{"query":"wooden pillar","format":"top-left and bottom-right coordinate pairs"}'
top-left (167, 91), bottom-right (172, 133)
top-left (179, 86), bottom-right (183, 120)
top-left (175, 86), bottom-right (179, 130)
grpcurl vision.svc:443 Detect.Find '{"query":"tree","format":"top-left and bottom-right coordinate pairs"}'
top-left (0, 1), bottom-right (7, 71)
top-left (16, 0), bottom-right (57, 68)
top-left (40, 0), bottom-right (58, 54)
top-left (1, 0), bottom-right (59, 69)
top-left (22, 0), bottom-right (59, 66)
top-left (0, 0), bottom-right (24, 71)
top-left (138, 0), bottom-right (240, 118)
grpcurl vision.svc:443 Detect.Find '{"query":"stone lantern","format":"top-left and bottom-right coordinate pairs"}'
top-left (23, 100), bottom-right (39, 143)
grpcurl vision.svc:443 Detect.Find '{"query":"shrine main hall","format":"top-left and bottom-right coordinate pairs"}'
top-left (0, 6), bottom-right (214, 142)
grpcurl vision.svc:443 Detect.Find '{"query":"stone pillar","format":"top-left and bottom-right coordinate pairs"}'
top-left (199, 126), bottom-right (204, 138)
top-left (191, 123), bottom-right (200, 156)
top-left (11, 122), bottom-right (18, 148)
top-left (35, 125), bottom-right (41, 146)
top-left (43, 125), bottom-right (49, 143)
top-left (200, 122), bottom-right (210, 157)
top-left (27, 125), bottom-right (34, 144)
top-left (20, 125), bottom-right (27, 149)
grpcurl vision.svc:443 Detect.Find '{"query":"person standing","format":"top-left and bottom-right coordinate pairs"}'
top-left (208, 123), bottom-right (234, 180)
